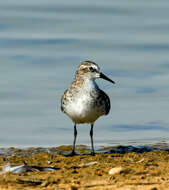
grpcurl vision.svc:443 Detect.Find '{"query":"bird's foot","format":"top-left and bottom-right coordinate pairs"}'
top-left (65, 150), bottom-right (77, 157)
top-left (70, 150), bottom-right (77, 156)
top-left (90, 151), bottom-right (95, 156)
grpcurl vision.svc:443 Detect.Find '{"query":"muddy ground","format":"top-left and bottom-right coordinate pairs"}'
top-left (0, 145), bottom-right (169, 190)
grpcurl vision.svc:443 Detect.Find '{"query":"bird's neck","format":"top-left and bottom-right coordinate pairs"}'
top-left (83, 78), bottom-right (98, 91)
top-left (73, 77), bottom-right (98, 92)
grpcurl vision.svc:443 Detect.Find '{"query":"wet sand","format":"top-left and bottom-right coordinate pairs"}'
top-left (0, 145), bottom-right (169, 190)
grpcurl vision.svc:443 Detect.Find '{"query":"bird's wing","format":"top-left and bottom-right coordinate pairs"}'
top-left (98, 89), bottom-right (111, 115)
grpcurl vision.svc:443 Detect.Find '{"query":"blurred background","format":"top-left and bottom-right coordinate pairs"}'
top-left (0, 0), bottom-right (169, 147)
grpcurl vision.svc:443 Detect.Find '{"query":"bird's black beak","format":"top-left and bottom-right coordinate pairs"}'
top-left (100, 72), bottom-right (115, 84)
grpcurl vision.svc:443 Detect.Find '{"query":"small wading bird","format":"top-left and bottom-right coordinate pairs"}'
top-left (61, 61), bottom-right (115, 155)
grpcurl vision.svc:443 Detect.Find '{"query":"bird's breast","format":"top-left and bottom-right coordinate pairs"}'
top-left (64, 92), bottom-right (104, 124)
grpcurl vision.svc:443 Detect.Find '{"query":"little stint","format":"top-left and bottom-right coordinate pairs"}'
top-left (61, 61), bottom-right (115, 155)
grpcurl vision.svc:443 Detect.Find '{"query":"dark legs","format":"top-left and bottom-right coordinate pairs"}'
top-left (71, 123), bottom-right (77, 155)
top-left (71, 123), bottom-right (95, 156)
top-left (90, 123), bottom-right (95, 156)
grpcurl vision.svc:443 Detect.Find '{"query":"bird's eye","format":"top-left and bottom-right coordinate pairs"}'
top-left (89, 67), bottom-right (95, 72)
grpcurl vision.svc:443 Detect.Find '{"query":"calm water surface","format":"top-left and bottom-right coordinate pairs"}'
top-left (1, 0), bottom-right (169, 147)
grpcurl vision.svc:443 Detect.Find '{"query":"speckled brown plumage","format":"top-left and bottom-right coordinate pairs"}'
top-left (60, 60), bottom-right (115, 155)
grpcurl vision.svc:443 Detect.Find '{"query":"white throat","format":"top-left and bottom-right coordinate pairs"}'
top-left (82, 78), bottom-right (98, 92)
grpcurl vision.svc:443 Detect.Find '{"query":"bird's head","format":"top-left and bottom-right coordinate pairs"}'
top-left (75, 60), bottom-right (115, 84)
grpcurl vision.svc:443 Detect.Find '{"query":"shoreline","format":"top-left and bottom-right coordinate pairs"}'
top-left (0, 142), bottom-right (169, 156)
top-left (0, 145), bottom-right (169, 190)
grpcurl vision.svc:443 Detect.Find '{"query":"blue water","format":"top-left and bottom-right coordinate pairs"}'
top-left (1, 0), bottom-right (169, 147)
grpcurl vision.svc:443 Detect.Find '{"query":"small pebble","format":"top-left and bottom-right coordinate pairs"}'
top-left (108, 166), bottom-right (123, 175)
top-left (79, 161), bottom-right (98, 167)
top-left (137, 158), bottom-right (144, 163)
top-left (85, 161), bottom-right (98, 166)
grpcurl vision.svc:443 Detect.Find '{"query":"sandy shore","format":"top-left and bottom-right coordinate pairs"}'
top-left (0, 146), bottom-right (169, 190)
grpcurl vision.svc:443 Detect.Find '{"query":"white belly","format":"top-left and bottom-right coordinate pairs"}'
top-left (65, 94), bottom-right (103, 124)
